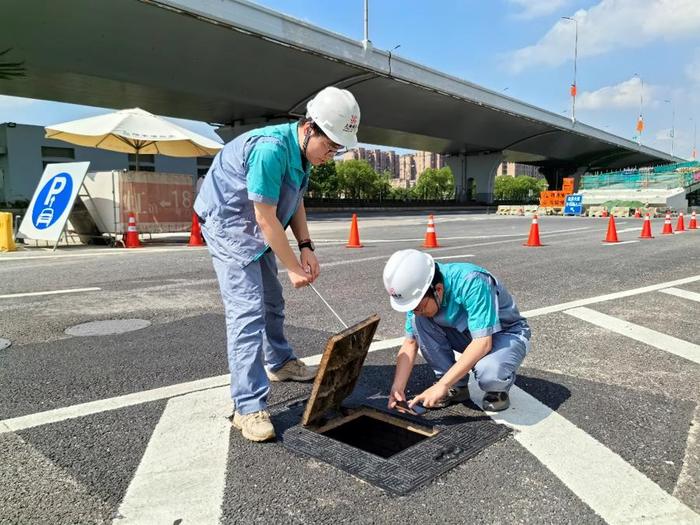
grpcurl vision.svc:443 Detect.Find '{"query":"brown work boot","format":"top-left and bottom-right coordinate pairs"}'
top-left (266, 359), bottom-right (317, 382)
top-left (232, 410), bottom-right (276, 442)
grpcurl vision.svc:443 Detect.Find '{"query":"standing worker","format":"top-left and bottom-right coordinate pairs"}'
top-left (194, 87), bottom-right (361, 442)
top-left (382, 250), bottom-right (531, 412)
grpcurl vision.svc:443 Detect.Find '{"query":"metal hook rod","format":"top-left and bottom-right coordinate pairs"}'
top-left (308, 283), bottom-right (349, 329)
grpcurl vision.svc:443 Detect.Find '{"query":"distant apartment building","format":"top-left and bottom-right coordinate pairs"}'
top-left (497, 162), bottom-right (541, 178)
top-left (340, 148), bottom-right (444, 188)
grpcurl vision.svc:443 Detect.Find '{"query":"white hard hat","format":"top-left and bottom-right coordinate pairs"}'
top-left (383, 249), bottom-right (435, 312)
top-left (306, 86), bottom-right (360, 148)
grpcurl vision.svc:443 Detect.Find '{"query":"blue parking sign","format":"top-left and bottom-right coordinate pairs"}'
top-left (19, 162), bottom-right (90, 242)
top-left (32, 173), bottom-right (74, 229)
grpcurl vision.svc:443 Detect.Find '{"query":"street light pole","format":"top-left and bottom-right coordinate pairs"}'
top-left (664, 99), bottom-right (675, 157)
top-left (690, 117), bottom-right (697, 159)
top-left (562, 17), bottom-right (578, 124)
top-left (362, 0), bottom-right (371, 51)
top-left (633, 73), bottom-right (644, 145)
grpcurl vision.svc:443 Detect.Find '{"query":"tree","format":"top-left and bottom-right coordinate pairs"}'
top-left (336, 159), bottom-right (379, 199)
top-left (494, 175), bottom-right (547, 202)
top-left (413, 167), bottom-right (455, 200)
top-left (309, 160), bottom-right (339, 198)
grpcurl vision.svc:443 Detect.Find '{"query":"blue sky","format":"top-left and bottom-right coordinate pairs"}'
top-left (2, 0), bottom-right (699, 159)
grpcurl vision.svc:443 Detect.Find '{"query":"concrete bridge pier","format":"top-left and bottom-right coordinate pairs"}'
top-left (446, 152), bottom-right (504, 203)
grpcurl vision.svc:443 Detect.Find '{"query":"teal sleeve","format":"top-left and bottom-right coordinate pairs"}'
top-left (404, 311), bottom-right (415, 339)
top-left (454, 273), bottom-right (500, 338)
top-left (246, 142), bottom-right (286, 205)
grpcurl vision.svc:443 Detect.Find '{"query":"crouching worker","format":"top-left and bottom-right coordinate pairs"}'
top-left (383, 249), bottom-right (531, 412)
top-left (194, 87), bottom-right (361, 442)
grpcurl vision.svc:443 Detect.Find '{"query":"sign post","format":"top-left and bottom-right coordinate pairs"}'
top-left (18, 162), bottom-right (90, 250)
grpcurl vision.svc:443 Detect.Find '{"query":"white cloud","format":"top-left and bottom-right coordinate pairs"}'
top-left (577, 76), bottom-right (656, 110)
top-left (507, 0), bottom-right (570, 19)
top-left (508, 0), bottom-right (700, 73)
top-left (685, 48), bottom-right (700, 84)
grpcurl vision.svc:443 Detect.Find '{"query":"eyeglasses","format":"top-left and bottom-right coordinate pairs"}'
top-left (412, 294), bottom-right (431, 314)
top-left (322, 136), bottom-right (345, 157)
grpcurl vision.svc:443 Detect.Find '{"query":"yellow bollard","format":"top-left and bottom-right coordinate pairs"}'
top-left (0, 212), bottom-right (17, 252)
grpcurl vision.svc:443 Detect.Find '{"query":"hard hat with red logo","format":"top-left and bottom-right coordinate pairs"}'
top-left (383, 249), bottom-right (435, 312)
top-left (306, 86), bottom-right (360, 148)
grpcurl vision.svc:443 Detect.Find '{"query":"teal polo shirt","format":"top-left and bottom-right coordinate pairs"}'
top-left (246, 122), bottom-right (308, 206)
top-left (405, 262), bottom-right (508, 340)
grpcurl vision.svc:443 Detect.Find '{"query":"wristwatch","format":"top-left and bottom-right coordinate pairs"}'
top-left (298, 239), bottom-right (315, 251)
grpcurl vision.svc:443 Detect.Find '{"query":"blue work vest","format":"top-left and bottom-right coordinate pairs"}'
top-left (194, 122), bottom-right (309, 268)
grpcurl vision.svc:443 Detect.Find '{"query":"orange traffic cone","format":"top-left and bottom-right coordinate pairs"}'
top-left (639, 213), bottom-right (654, 239)
top-left (601, 209), bottom-right (608, 218)
top-left (346, 213), bottom-right (363, 248)
top-left (675, 212), bottom-right (686, 232)
top-left (422, 214), bottom-right (441, 248)
top-left (634, 208), bottom-right (641, 219)
top-left (123, 212), bottom-right (142, 248)
top-left (188, 212), bottom-right (205, 247)
top-left (661, 212), bottom-right (674, 235)
top-left (523, 215), bottom-right (543, 247)
top-left (689, 211), bottom-right (698, 229)
top-left (603, 215), bottom-right (619, 243)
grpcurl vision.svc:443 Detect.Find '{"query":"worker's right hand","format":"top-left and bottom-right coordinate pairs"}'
top-left (387, 384), bottom-right (405, 410)
top-left (288, 267), bottom-right (312, 288)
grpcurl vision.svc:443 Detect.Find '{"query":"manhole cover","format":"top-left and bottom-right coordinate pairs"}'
top-left (0, 338), bottom-right (11, 350)
top-left (65, 319), bottom-right (151, 337)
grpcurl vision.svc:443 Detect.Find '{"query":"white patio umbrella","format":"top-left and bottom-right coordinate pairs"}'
top-left (45, 107), bottom-right (223, 169)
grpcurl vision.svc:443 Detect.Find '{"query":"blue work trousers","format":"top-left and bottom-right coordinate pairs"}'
top-left (203, 224), bottom-right (296, 414)
top-left (413, 316), bottom-right (530, 393)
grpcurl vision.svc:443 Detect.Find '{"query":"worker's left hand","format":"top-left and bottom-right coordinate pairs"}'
top-left (300, 250), bottom-right (320, 282)
top-left (410, 382), bottom-right (449, 409)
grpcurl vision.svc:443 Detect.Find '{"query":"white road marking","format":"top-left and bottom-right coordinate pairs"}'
top-left (312, 226), bottom-right (592, 246)
top-left (565, 306), bottom-right (700, 365)
top-left (115, 388), bottom-right (231, 525)
top-left (434, 254), bottom-right (474, 260)
top-left (0, 375), bottom-right (229, 434)
top-left (0, 287), bottom-right (102, 299)
top-left (0, 246), bottom-right (207, 262)
top-left (468, 381), bottom-right (700, 524)
top-left (524, 275), bottom-right (700, 318)
top-left (660, 287), bottom-right (700, 303)
top-left (4, 274), bottom-right (700, 431)
top-left (601, 240), bottom-right (639, 245)
top-left (0, 338), bottom-right (404, 434)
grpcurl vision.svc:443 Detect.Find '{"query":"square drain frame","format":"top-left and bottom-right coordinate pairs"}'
top-left (275, 314), bottom-right (510, 494)
top-left (273, 399), bottom-right (510, 495)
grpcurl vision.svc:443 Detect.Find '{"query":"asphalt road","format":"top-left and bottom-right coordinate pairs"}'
top-left (0, 213), bottom-right (698, 524)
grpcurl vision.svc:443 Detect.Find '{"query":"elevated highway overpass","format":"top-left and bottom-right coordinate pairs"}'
top-left (0, 0), bottom-right (680, 201)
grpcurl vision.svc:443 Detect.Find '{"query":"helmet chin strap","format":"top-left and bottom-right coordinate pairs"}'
top-left (301, 124), bottom-right (313, 160)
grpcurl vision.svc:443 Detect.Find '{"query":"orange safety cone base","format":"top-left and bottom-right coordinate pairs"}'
top-left (422, 214), bottom-right (441, 248)
top-left (346, 213), bottom-right (363, 248)
top-left (675, 215), bottom-right (686, 232)
top-left (188, 212), bottom-right (205, 247)
top-left (123, 212), bottom-right (143, 248)
top-left (602, 216), bottom-right (619, 243)
top-left (523, 216), bottom-right (543, 247)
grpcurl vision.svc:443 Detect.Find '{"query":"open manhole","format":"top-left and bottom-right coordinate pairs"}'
top-left (320, 410), bottom-right (435, 459)
top-left (65, 319), bottom-right (151, 337)
top-left (273, 315), bottom-right (510, 494)
top-left (0, 338), bottom-right (11, 351)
